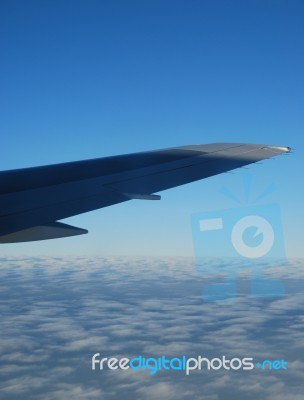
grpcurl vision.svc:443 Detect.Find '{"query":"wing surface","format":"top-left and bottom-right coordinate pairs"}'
top-left (0, 143), bottom-right (290, 242)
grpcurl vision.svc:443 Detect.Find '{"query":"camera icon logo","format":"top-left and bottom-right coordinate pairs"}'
top-left (231, 215), bottom-right (274, 259)
top-left (191, 203), bottom-right (286, 301)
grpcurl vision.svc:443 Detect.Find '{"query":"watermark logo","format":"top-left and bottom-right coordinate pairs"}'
top-left (91, 354), bottom-right (288, 375)
top-left (191, 174), bottom-right (286, 301)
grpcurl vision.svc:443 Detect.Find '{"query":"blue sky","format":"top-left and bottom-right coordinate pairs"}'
top-left (1, 0), bottom-right (303, 256)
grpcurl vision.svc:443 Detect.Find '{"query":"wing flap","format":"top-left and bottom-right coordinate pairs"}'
top-left (0, 222), bottom-right (88, 243)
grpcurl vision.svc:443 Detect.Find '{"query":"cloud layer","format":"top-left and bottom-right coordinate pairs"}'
top-left (0, 256), bottom-right (303, 399)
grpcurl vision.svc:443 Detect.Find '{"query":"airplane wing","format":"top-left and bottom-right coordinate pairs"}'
top-left (0, 143), bottom-right (290, 243)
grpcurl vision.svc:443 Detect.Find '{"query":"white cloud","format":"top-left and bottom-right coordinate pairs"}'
top-left (0, 256), bottom-right (303, 399)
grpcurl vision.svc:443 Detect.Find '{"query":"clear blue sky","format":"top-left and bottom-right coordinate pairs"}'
top-left (1, 0), bottom-right (303, 257)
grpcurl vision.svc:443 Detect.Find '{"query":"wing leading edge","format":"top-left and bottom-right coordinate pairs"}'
top-left (0, 143), bottom-right (290, 243)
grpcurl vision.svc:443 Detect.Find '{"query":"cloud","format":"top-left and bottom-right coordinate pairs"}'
top-left (0, 256), bottom-right (303, 399)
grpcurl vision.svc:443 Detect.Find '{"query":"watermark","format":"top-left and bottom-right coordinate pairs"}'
top-left (191, 174), bottom-right (286, 301)
top-left (91, 354), bottom-right (288, 375)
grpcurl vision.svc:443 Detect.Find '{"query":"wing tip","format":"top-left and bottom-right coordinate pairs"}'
top-left (265, 146), bottom-right (291, 153)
